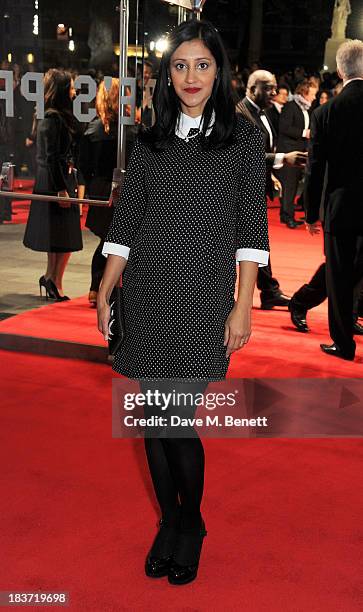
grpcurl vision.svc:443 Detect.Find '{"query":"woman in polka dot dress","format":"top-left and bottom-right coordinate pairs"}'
top-left (98, 20), bottom-right (269, 585)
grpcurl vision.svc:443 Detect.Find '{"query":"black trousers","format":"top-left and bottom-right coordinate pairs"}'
top-left (278, 166), bottom-right (303, 221)
top-left (291, 263), bottom-right (327, 310)
top-left (292, 261), bottom-right (363, 318)
top-left (324, 232), bottom-right (363, 357)
top-left (257, 259), bottom-right (280, 297)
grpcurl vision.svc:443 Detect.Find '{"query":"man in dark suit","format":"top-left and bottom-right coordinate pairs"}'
top-left (276, 79), bottom-right (318, 228)
top-left (266, 84), bottom-right (289, 138)
top-left (304, 40), bottom-right (363, 360)
top-left (237, 70), bottom-right (307, 310)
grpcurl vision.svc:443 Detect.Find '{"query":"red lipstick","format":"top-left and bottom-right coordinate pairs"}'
top-left (184, 87), bottom-right (201, 94)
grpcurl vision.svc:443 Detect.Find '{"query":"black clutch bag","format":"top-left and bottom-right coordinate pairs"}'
top-left (108, 286), bottom-right (125, 355)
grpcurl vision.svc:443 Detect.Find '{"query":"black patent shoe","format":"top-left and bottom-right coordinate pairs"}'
top-left (260, 292), bottom-right (290, 310)
top-left (289, 302), bottom-right (309, 333)
top-left (145, 514), bottom-right (180, 579)
top-left (45, 278), bottom-right (70, 302)
top-left (286, 219), bottom-right (300, 229)
top-left (145, 553), bottom-right (173, 578)
top-left (167, 519), bottom-right (207, 586)
top-left (39, 276), bottom-right (48, 299)
top-left (320, 343), bottom-right (354, 361)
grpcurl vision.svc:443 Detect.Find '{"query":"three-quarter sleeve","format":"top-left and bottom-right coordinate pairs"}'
top-left (236, 125), bottom-right (270, 267)
top-left (102, 138), bottom-right (147, 259)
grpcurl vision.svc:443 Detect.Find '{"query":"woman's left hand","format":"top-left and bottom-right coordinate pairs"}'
top-left (224, 303), bottom-right (252, 357)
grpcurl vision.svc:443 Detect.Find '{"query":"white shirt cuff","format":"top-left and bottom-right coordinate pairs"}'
top-left (102, 242), bottom-right (130, 260)
top-left (236, 248), bottom-right (269, 267)
top-left (273, 153), bottom-right (285, 170)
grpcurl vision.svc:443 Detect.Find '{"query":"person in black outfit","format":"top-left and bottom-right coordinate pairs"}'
top-left (23, 69), bottom-right (85, 301)
top-left (266, 84), bottom-right (289, 138)
top-left (79, 79), bottom-right (118, 307)
top-left (289, 261), bottom-right (363, 335)
top-left (238, 70), bottom-right (307, 309)
top-left (98, 21), bottom-right (269, 585)
top-left (304, 40), bottom-right (363, 360)
top-left (24, 111), bottom-right (38, 179)
top-left (277, 78), bottom-right (318, 228)
top-left (0, 98), bottom-right (13, 223)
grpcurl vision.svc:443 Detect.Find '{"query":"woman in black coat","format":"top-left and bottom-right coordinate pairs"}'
top-left (79, 79), bottom-right (118, 306)
top-left (23, 69), bottom-right (85, 300)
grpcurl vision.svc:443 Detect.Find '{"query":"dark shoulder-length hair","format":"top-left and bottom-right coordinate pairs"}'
top-left (44, 68), bottom-right (77, 133)
top-left (140, 20), bottom-right (236, 150)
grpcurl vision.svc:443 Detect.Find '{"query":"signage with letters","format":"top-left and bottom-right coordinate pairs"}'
top-left (0, 71), bottom-right (136, 124)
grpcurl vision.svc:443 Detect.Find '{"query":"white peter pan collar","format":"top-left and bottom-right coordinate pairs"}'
top-left (175, 111), bottom-right (215, 140)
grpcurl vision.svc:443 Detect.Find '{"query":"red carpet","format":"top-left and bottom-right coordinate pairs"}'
top-left (0, 296), bottom-right (100, 346)
top-left (1, 207), bottom-right (363, 610)
top-left (1, 350), bottom-right (362, 611)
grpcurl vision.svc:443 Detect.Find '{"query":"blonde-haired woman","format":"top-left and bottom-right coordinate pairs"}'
top-left (79, 79), bottom-right (119, 306)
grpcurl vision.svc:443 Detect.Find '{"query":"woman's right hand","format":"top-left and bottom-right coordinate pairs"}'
top-left (57, 190), bottom-right (71, 208)
top-left (97, 294), bottom-right (111, 342)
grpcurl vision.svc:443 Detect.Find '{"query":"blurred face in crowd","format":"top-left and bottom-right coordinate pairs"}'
top-left (69, 79), bottom-right (76, 100)
top-left (304, 85), bottom-right (318, 103)
top-left (319, 91), bottom-right (329, 105)
top-left (274, 87), bottom-right (289, 105)
top-left (170, 38), bottom-right (217, 117)
top-left (251, 76), bottom-right (277, 109)
top-left (143, 63), bottom-right (153, 85)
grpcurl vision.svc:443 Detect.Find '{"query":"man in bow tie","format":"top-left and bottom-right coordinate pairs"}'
top-left (237, 70), bottom-right (307, 310)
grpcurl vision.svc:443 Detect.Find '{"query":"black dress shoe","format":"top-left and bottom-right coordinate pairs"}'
top-left (168, 519), bottom-right (207, 585)
top-left (286, 219), bottom-right (302, 229)
top-left (353, 321), bottom-right (363, 335)
top-left (145, 513), bottom-right (180, 578)
top-left (261, 293), bottom-right (290, 310)
top-left (288, 303), bottom-right (309, 332)
top-left (145, 553), bottom-right (173, 578)
top-left (320, 343), bottom-right (354, 361)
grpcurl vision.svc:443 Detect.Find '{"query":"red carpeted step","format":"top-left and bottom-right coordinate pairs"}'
top-left (0, 296), bottom-right (102, 346)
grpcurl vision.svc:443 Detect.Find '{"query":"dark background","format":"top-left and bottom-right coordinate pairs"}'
top-left (0, 0), bottom-right (362, 73)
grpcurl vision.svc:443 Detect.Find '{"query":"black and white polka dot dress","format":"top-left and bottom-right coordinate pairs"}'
top-left (104, 114), bottom-right (269, 381)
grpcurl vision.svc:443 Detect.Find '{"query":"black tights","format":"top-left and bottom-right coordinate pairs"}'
top-left (141, 381), bottom-right (207, 530)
